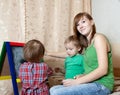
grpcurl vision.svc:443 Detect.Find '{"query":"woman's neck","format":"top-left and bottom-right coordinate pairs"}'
top-left (87, 31), bottom-right (92, 45)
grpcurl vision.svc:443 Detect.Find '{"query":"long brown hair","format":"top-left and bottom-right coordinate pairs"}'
top-left (73, 12), bottom-right (96, 52)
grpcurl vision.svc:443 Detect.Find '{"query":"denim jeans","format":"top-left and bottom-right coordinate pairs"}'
top-left (50, 82), bottom-right (111, 95)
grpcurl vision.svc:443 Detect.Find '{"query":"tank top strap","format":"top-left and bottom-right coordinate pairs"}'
top-left (105, 36), bottom-right (112, 53)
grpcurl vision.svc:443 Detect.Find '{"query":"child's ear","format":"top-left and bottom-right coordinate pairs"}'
top-left (78, 47), bottom-right (81, 51)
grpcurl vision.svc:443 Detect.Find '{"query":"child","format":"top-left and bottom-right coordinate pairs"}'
top-left (55, 35), bottom-right (84, 79)
top-left (19, 39), bottom-right (53, 95)
top-left (64, 35), bottom-right (84, 79)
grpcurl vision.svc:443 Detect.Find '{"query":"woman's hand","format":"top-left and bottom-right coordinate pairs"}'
top-left (62, 79), bottom-right (79, 86)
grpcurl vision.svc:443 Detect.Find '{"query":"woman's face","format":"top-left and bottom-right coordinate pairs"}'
top-left (76, 16), bottom-right (93, 37)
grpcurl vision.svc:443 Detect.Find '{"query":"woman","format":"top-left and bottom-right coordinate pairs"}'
top-left (49, 12), bottom-right (114, 95)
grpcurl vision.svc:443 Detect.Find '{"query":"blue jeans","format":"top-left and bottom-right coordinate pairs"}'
top-left (50, 82), bottom-right (111, 95)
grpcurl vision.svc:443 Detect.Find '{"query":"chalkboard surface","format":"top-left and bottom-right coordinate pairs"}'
top-left (11, 46), bottom-right (24, 77)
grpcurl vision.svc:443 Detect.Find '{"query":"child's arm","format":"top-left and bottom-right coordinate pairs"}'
top-left (47, 67), bottom-right (53, 76)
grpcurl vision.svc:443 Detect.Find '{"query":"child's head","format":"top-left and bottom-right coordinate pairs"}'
top-left (64, 35), bottom-right (81, 57)
top-left (23, 39), bottom-right (45, 63)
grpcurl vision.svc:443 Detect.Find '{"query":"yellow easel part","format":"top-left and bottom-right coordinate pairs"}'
top-left (0, 76), bottom-right (21, 83)
top-left (0, 76), bottom-right (11, 80)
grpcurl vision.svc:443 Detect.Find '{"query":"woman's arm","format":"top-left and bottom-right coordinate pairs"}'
top-left (45, 51), bottom-right (67, 58)
top-left (63, 34), bottom-right (110, 86)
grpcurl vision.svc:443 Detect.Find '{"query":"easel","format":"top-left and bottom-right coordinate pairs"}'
top-left (0, 41), bottom-right (24, 95)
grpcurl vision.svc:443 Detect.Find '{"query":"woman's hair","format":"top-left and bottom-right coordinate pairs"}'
top-left (23, 39), bottom-right (45, 63)
top-left (73, 12), bottom-right (96, 52)
top-left (64, 35), bottom-right (82, 53)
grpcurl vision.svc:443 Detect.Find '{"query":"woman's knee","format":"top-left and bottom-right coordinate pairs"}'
top-left (49, 85), bottom-right (63, 95)
top-left (49, 88), bottom-right (60, 95)
top-left (49, 87), bottom-right (55, 94)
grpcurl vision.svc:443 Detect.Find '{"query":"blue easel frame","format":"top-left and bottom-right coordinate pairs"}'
top-left (5, 42), bottom-right (24, 95)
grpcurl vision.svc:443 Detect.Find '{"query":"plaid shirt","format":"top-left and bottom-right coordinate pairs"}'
top-left (19, 62), bottom-right (53, 95)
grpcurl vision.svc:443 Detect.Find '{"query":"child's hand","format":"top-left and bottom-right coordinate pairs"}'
top-left (48, 67), bottom-right (53, 76)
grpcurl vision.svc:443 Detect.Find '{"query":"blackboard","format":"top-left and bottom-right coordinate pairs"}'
top-left (11, 46), bottom-right (24, 77)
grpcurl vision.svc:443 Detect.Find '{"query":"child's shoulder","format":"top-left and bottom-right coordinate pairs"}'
top-left (20, 62), bottom-right (30, 67)
top-left (76, 54), bottom-right (83, 57)
top-left (37, 62), bottom-right (48, 67)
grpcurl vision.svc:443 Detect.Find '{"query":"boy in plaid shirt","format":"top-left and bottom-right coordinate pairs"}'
top-left (19, 39), bottom-right (53, 95)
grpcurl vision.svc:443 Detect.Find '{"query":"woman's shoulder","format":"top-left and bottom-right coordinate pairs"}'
top-left (94, 33), bottom-right (108, 43)
top-left (94, 33), bottom-right (106, 39)
top-left (93, 33), bottom-right (110, 51)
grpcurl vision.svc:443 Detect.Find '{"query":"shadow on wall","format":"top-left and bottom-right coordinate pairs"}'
top-left (113, 55), bottom-right (120, 77)
top-left (112, 43), bottom-right (120, 77)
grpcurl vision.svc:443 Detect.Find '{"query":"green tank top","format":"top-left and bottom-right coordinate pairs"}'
top-left (83, 43), bottom-right (114, 91)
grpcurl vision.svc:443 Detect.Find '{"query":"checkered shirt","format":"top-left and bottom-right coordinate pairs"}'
top-left (19, 62), bottom-right (53, 95)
